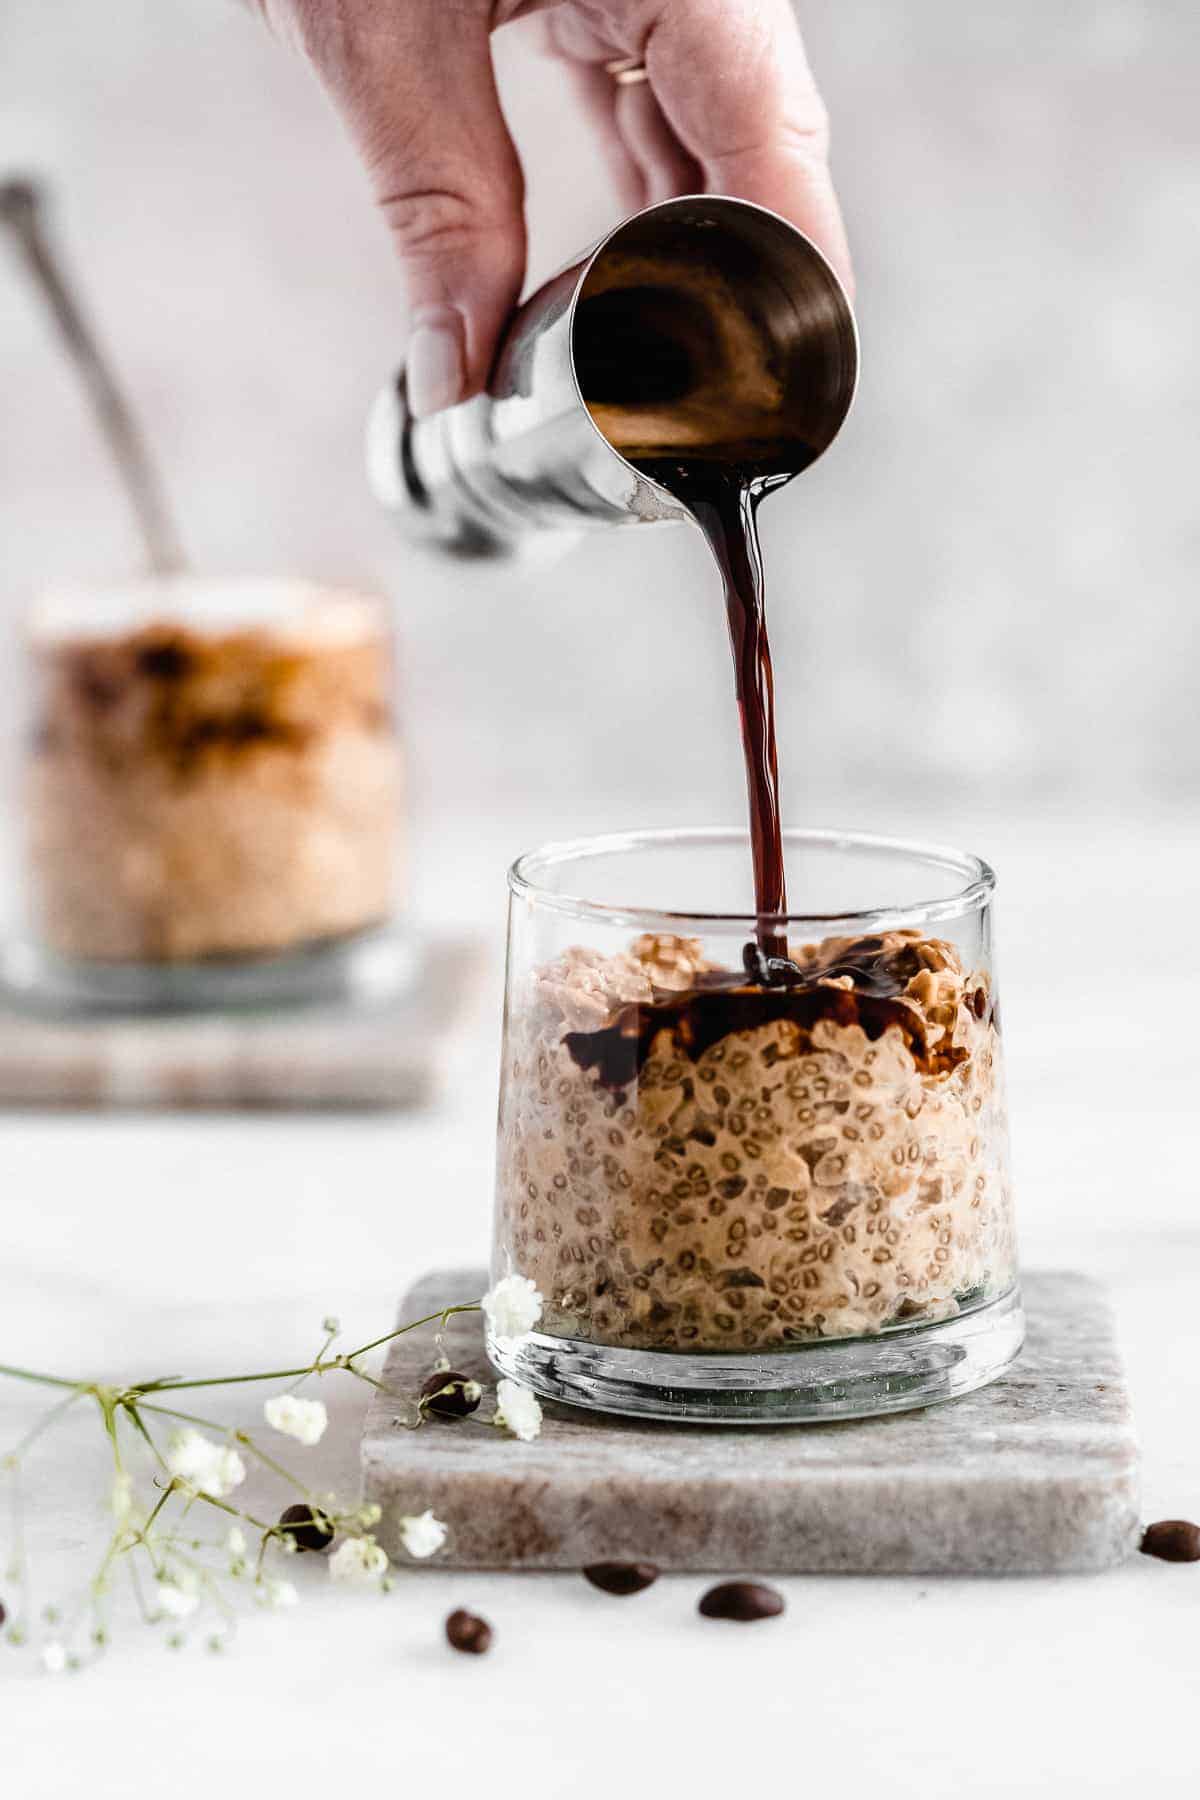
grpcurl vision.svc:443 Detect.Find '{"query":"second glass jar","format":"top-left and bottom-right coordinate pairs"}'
top-left (7, 575), bottom-right (405, 1010)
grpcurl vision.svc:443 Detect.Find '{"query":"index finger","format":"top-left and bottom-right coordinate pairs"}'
top-left (643, 0), bottom-right (853, 293)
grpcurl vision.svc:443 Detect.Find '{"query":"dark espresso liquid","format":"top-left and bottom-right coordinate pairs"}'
top-left (564, 932), bottom-right (977, 1091)
top-left (573, 281), bottom-right (818, 956)
top-left (634, 456), bottom-right (804, 959)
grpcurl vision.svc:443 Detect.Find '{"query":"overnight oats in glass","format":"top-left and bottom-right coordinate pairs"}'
top-left (490, 829), bottom-right (1021, 1422)
top-left (6, 576), bottom-right (406, 1010)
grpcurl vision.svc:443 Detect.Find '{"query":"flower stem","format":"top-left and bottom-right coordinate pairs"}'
top-left (347, 1304), bottom-right (480, 1361)
top-left (121, 1402), bottom-right (171, 1478)
top-left (130, 1305), bottom-right (481, 1395)
top-left (191, 1490), bottom-right (276, 1534)
top-left (126, 1554), bottom-right (154, 1625)
top-left (233, 1431), bottom-right (311, 1497)
top-left (135, 1399), bottom-right (235, 1434)
top-left (286, 1327), bottom-right (338, 1396)
top-left (0, 1362), bottom-right (85, 1392)
top-left (342, 1363), bottom-right (410, 1404)
top-left (0, 1305), bottom-right (484, 1407)
top-left (6, 1389), bottom-right (85, 1461)
top-left (140, 1483), bottom-right (176, 1538)
top-left (137, 1365), bottom-right (329, 1394)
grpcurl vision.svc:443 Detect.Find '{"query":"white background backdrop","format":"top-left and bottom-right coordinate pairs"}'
top-left (2, 0), bottom-right (1199, 852)
top-left (2, 6), bottom-right (1200, 1791)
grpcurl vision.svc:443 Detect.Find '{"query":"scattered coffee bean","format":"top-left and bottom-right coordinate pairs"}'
top-left (583, 1561), bottom-right (660, 1596)
top-left (445, 1608), bottom-right (493, 1655)
top-left (419, 1369), bottom-right (482, 1420)
top-left (0, 1599), bottom-right (6, 1628)
top-left (698, 1580), bottom-right (784, 1622)
top-left (1140, 1520), bottom-right (1200, 1563)
top-left (278, 1502), bottom-right (335, 1553)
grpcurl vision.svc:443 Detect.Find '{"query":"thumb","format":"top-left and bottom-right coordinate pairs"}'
top-left (295, 2), bottom-right (526, 414)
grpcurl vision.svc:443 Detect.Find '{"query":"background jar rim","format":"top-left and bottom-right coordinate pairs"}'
top-left (508, 826), bottom-right (996, 935)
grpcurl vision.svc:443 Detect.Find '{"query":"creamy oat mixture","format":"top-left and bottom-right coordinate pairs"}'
top-left (494, 929), bottom-right (1014, 1350)
top-left (24, 581), bottom-right (400, 962)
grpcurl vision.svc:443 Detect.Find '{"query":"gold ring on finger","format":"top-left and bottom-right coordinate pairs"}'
top-left (603, 57), bottom-right (649, 86)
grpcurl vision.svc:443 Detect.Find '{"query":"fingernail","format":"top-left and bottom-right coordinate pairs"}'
top-left (406, 307), bottom-right (465, 418)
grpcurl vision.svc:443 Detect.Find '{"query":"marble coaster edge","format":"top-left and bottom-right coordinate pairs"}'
top-left (0, 934), bottom-right (485, 1108)
top-left (361, 1267), bottom-right (1142, 1576)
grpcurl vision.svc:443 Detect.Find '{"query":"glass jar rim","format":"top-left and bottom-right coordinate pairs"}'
top-left (508, 826), bottom-right (996, 934)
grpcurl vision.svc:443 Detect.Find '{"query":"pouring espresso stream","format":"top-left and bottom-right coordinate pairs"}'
top-left (370, 196), bottom-right (857, 941)
top-left (626, 460), bottom-right (794, 958)
top-left (571, 251), bottom-right (827, 955)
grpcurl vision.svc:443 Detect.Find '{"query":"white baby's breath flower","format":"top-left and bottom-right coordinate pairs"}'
top-left (482, 1274), bottom-right (543, 1346)
top-left (255, 1578), bottom-right (299, 1610)
top-left (328, 1535), bottom-right (389, 1586)
top-left (164, 1429), bottom-right (246, 1499)
top-left (41, 1642), bottom-right (67, 1675)
top-left (263, 1393), bottom-right (328, 1447)
top-left (155, 1572), bottom-right (200, 1620)
top-left (225, 1526), bottom-right (247, 1557)
top-left (398, 1509), bottom-right (447, 1560)
top-left (494, 1378), bottom-right (543, 1443)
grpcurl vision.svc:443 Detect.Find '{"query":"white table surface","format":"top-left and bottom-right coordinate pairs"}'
top-left (4, 813), bottom-right (1199, 1799)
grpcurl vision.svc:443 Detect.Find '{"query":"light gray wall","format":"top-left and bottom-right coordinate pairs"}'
top-left (2, 1), bottom-right (1197, 855)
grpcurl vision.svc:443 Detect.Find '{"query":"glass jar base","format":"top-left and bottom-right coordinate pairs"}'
top-left (0, 923), bottom-right (416, 1016)
top-left (488, 1286), bottom-right (1025, 1424)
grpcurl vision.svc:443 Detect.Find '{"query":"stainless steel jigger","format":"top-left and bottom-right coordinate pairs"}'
top-left (367, 194), bottom-right (858, 558)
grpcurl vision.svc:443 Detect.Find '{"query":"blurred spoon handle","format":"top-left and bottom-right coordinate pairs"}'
top-left (0, 176), bottom-right (186, 578)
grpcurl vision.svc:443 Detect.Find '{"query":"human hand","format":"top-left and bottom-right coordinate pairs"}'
top-left (251, 0), bottom-right (851, 415)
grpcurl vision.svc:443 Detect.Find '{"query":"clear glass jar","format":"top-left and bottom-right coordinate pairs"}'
top-left (4, 576), bottom-right (408, 1010)
top-left (491, 828), bottom-right (1021, 1422)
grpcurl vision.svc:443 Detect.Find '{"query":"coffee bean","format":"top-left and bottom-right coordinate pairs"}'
top-left (278, 1502), bottom-right (334, 1553)
top-left (1140, 1519), bottom-right (1200, 1563)
top-left (419, 1369), bottom-right (482, 1420)
top-left (0, 1599), bottom-right (6, 1628)
top-left (445, 1609), bottom-right (493, 1655)
top-left (583, 1561), bottom-right (660, 1596)
top-left (698, 1580), bottom-right (784, 1622)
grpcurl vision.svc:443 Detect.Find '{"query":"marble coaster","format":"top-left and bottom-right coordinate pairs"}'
top-left (0, 936), bottom-right (483, 1108)
top-left (362, 1268), bottom-right (1140, 1574)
